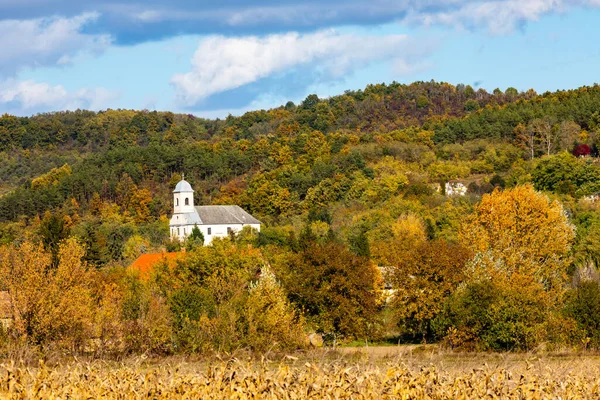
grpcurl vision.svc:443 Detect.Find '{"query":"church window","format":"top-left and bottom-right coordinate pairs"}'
top-left (207, 227), bottom-right (211, 235)
top-left (227, 227), bottom-right (233, 234)
top-left (184, 228), bottom-right (186, 235)
top-left (176, 198), bottom-right (179, 206)
top-left (177, 228), bottom-right (180, 235)
top-left (185, 198), bottom-right (189, 206)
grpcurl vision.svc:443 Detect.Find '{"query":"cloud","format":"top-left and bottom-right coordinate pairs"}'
top-left (403, 0), bottom-right (570, 34)
top-left (0, 12), bottom-right (112, 77)
top-left (0, 0), bottom-right (600, 44)
top-left (3, 1), bottom-right (600, 44)
top-left (171, 30), bottom-right (432, 107)
top-left (0, 79), bottom-right (119, 113)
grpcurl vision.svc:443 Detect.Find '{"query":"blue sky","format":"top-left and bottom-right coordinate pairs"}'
top-left (1, 0), bottom-right (599, 117)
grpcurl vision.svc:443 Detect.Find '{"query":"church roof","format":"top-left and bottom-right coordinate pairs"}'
top-left (173, 179), bottom-right (194, 193)
top-left (195, 205), bottom-right (261, 225)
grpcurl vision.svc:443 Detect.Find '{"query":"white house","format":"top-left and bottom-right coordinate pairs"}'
top-left (445, 181), bottom-right (468, 196)
top-left (169, 177), bottom-right (261, 244)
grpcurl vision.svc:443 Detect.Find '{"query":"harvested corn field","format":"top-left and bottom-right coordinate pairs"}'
top-left (1, 349), bottom-right (600, 398)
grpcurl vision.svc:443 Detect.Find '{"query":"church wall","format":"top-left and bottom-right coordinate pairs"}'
top-left (171, 223), bottom-right (261, 244)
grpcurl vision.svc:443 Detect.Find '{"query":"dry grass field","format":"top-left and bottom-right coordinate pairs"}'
top-left (1, 346), bottom-right (600, 398)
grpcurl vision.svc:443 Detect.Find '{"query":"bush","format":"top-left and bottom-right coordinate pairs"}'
top-left (154, 240), bottom-right (307, 353)
top-left (563, 281), bottom-right (600, 348)
top-left (434, 278), bottom-right (550, 351)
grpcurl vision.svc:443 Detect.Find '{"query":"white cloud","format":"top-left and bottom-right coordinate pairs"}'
top-left (171, 30), bottom-right (429, 106)
top-left (403, 0), bottom-right (571, 34)
top-left (0, 79), bottom-right (119, 112)
top-left (0, 12), bottom-right (112, 77)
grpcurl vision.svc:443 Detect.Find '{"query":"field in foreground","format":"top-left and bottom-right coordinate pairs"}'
top-left (1, 347), bottom-right (600, 398)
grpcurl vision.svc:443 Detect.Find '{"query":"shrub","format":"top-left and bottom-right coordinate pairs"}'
top-left (563, 280), bottom-right (600, 348)
top-left (434, 278), bottom-right (550, 351)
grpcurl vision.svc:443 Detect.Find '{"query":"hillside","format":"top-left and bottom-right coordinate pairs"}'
top-left (2, 82), bottom-right (600, 245)
top-left (2, 80), bottom-right (600, 353)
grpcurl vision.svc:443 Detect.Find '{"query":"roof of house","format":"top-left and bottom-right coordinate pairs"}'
top-left (173, 179), bottom-right (194, 193)
top-left (0, 291), bottom-right (12, 319)
top-left (131, 252), bottom-right (182, 278)
top-left (195, 205), bottom-right (261, 225)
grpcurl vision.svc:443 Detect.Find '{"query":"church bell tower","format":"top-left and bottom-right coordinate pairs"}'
top-left (173, 174), bottom-right (195, 214)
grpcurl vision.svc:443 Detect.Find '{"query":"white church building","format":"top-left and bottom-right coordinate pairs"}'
top-left (169, 177), bottom-right (261, 244)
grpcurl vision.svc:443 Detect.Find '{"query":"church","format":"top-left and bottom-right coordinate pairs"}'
top-left (169, 176), bottom-right (261, 244)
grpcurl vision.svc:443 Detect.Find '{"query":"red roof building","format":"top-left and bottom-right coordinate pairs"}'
top-left (130, 252), bottom-right (182, 278)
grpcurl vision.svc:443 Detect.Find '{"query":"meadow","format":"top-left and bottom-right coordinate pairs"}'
top-left (1, 347), bottom-right (599, 398)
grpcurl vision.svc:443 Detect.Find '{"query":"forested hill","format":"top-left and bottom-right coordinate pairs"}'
top-left (1, 81), bottom-right (600, 261)
top-left (3, 80), bottom-right (600, 352)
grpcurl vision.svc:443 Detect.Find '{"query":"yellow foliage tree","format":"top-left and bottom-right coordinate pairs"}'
top-left (131, 188), bottom-right (153, 223)
top-left (437, 186), bottom-right (576, 350)
top-left (371, 213), bottom-right (427, 268)
top-left (245, 266), bottom-right (306, 351)
top-left (123, 235), bottom-right (150, 261)
top-left (31, 163), bottom-right (72, 190)
top-left (0, 239), bottom-right (94, 350)
top-left (460, 185), bottom-right (575, 288)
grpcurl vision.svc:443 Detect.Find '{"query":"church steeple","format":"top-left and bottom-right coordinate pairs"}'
top-left (173, 176), bottom-right (195, 214)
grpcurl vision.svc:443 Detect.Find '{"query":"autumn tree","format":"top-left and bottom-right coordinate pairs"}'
top-left (119, 271), bottom-right (173, 354)
top-left (242, 173), bottom-right (294, 217)
top-left (441, 185), bottom-right (576, 350)
top-left (272, 242), bottom-right (381, 339)
top-left (529, 118), bottom-right (555, 156)
top-left (573, 143), bottom-right (591, 157)
top-left (245, 266), bottom-right (306, 351)
top-left (460, 185), bottom-right (574, 286)
top-left (0, 239), bottom-right (94, 350)
top-left (389, 240), bottom-right (472, 341)
top-left (558, 121), bottom-right (582, 151)
top-left (371, 213), bottom-right (428, 267)
top-left (153, 240), bottom-right (306, 352)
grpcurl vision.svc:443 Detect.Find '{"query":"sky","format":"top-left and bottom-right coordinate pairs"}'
top-left (1, 0), bottom-right (600, 118)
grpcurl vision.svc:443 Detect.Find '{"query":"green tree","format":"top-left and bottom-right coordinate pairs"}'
top-left (563, 280), bottom-right (600, 347)
top-left (532, 153), bottom-right (600, 196)
top-left (185, 225), bottom-right (204, 251)
top-left (39, 211), bottom-right (70, 267)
